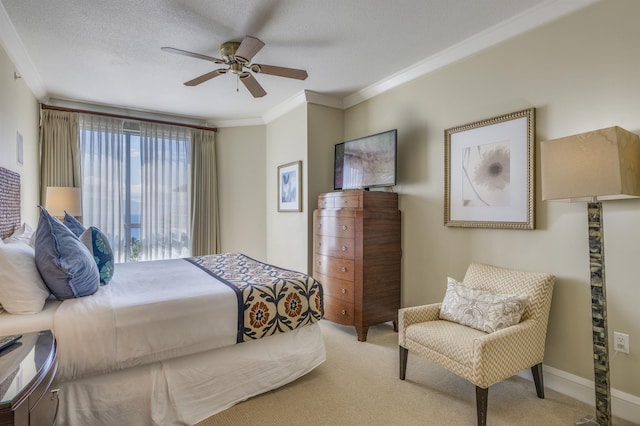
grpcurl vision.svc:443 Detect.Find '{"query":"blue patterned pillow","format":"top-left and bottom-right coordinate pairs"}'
top-left (79, 227), bottom-right (114, 285)
top-left (34, 208), bottom-right (99, 300)
top-left (63, 212), bottom-right (86, 237)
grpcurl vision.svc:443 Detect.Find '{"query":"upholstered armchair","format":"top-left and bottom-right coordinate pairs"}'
top-left (398, 263), bottom-right (555, 426)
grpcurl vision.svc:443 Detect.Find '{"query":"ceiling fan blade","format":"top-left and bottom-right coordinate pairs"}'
top-left (234, 36), bottom-right (265, 64)
top-left (239, 73), bottom-right (266, 98)
top-left (250, 64), bottom-right (308, 80)
top-left (184, 69), bottom-right (228, 86)
top-left (161, 47), bottom-right (224, 64)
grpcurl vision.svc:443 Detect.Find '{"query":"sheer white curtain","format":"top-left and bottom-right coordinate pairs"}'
top-left (78, 114), bottom-right (126, 262)
top-left (139, 123), bottom-right (191, 261)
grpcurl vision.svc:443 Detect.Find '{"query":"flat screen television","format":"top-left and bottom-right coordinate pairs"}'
top-left (334, 129), bottom-right (397, 190)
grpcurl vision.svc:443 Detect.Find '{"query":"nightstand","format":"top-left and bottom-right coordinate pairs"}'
top-left (0, 330), bottom-right (58, 426)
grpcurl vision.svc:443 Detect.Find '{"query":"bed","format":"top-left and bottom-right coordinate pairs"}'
top-left (0, 167), bottom-right (326, 425)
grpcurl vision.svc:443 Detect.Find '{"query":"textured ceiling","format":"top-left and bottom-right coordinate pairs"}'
top-left (0, 0), bottom-right (596, 125)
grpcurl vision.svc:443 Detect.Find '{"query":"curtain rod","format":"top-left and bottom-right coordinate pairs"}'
top-left (41, 103), bottom-right (217, 132)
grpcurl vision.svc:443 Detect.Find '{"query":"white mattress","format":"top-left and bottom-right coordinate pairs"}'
top-left (53, 259), bottom-right (238, 381)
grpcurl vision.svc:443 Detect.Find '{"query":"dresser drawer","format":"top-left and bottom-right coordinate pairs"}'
top-left (331, 193), bottom-right (360, 209)
top-left (323, 296), bottom-right (354, 326)
top-left (315, 235), bottom-right (355, 259)
top-left (317, 192), bottom-right (360, 209)
top-left (314, 254), bottom-right (355, 281)
top-left (315, 215), bottom-right (355, 238)
top-left (317, 196), bottom-right (334, 209)
top-left (314, 272), bottom-right (354, 303)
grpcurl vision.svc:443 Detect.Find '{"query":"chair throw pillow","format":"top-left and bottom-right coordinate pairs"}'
top-left (34, 207), bottom-right (100, 300)
top-left (79, 226), bottom-right (114, 285)
top-left (439, 277), bottom-right (529, 333)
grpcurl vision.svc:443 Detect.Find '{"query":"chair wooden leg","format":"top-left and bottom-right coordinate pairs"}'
top-left (475, 386), bottom-right (488, 426)
top-left (531, 363), bottom-right (545, 399)
top-left (399, 346), bottom-right (408, 380)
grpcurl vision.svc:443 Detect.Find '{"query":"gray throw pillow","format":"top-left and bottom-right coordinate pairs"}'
top-left (439, 277), bottom-right (529, 333)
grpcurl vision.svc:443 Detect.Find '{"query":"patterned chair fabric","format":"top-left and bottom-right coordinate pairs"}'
top-left (398, 263), bottom-right (555, 425)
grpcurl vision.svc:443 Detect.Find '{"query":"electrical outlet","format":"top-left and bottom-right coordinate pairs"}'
top-left (613, 332), bottom-right (629, 354)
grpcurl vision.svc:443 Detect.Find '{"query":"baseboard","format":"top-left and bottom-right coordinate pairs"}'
top-left (517, 365), bottom-right (640, 424)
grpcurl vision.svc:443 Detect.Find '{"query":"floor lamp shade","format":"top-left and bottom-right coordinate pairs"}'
top-left (541, 126), bottom-right (640, 202)
top-left (45, 186), bottom-right (82, 218)
top-left (540, 126), bottom-right (640, 426)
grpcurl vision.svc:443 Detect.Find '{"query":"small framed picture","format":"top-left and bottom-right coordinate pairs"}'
top-left (444, 108), bottom-right (535, 229)
top-left (277, 161), bottom-right (302, 212)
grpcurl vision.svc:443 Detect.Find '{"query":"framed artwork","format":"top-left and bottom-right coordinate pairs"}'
top-left (444, 108), bottom-right (535, 229)
top-left (278, 161), bottom-right (302, 212)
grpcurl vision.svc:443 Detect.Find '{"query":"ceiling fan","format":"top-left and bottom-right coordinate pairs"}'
top-left (162, 35), bottom-right (308, 98)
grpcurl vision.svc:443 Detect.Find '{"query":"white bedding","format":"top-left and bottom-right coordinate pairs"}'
top-left (0, 256), bottom-right (326, 425)
top-left (53, 259), bottom-right (238, 381)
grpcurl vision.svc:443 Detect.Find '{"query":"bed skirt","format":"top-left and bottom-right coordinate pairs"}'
top-left (55, 322), bottom-right (325, 426)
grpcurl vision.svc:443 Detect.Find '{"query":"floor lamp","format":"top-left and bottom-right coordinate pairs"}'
top-left (541, 126), bottom-right (640, 426)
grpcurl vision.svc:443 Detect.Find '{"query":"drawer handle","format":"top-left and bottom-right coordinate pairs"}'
top-left (341, 288), bottom-right (347, 294)
top-left (341, 267), bottom-right (347, 273)
top-left (342, 225), bottom-right (348, 231)
top-left (341, 310), bottom-right (346, 315)
top-left (341, 246), bottom-right (347, 252)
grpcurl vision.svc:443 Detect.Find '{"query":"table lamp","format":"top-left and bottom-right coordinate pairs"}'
top-left (541, 126), bottom-right (640, 426)
top-left (45, 186), bottom-right (82, 219)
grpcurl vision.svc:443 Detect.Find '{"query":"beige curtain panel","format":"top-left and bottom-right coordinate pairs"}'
top-left (39, 109), bottom-right (80, 205)
top-left (190, 128), bottom-right (221, 256)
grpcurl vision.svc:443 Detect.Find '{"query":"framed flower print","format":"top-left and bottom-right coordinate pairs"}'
top-left (444, 108), bottom-right (535, 229)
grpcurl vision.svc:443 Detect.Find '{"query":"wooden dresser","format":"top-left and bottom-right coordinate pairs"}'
top-left (313, 190), bottom-right (401, 341)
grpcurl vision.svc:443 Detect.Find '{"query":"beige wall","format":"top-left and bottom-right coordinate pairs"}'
top-left (216, 125), bottom-right (267, 260)
top-left (344, 0), bottom-right (640, 399)
top-left (306, 104), bottom-right (344, 272)
top-left (0, 44), bottom-right (39, 226)
top-left (265, 103), bottom-right (309, 272)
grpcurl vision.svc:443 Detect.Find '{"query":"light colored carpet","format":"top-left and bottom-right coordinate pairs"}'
top-left (197, 320), bottom-right (631, 426)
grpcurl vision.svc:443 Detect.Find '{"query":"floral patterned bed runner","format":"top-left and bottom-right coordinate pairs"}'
top-left (185, 253), bottom-right (323, 343)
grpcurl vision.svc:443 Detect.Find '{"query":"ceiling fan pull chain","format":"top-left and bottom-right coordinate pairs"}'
top-left (236, 75), bottom-right (239, 92)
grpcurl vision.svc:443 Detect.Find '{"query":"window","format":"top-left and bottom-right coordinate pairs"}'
top-left (79, 115), bottom-right (191, 262)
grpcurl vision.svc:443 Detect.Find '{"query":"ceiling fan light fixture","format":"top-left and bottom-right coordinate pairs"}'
top-left (163, 35), bottom-right (308, 98)
top-left (230, 63), bottom-right (244, 75)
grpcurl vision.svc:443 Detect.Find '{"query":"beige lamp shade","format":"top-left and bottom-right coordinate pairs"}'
top-left (541, 126), bottom-right (640, 202)
top-left (45, 186), bottom-right (82, 217)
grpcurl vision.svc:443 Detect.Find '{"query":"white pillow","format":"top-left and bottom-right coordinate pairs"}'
top-left (3, 223), bottom-right (35, 245)
top-left (0, 242), bottom-right (51, 314)
top-left (439, 277), bottom-right (529, 333)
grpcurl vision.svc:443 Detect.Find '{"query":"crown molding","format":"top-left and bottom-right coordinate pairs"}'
top-left (0, 2), bottom-right (47, 100)
top-left (343, 0), bottom-right (600, 109)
